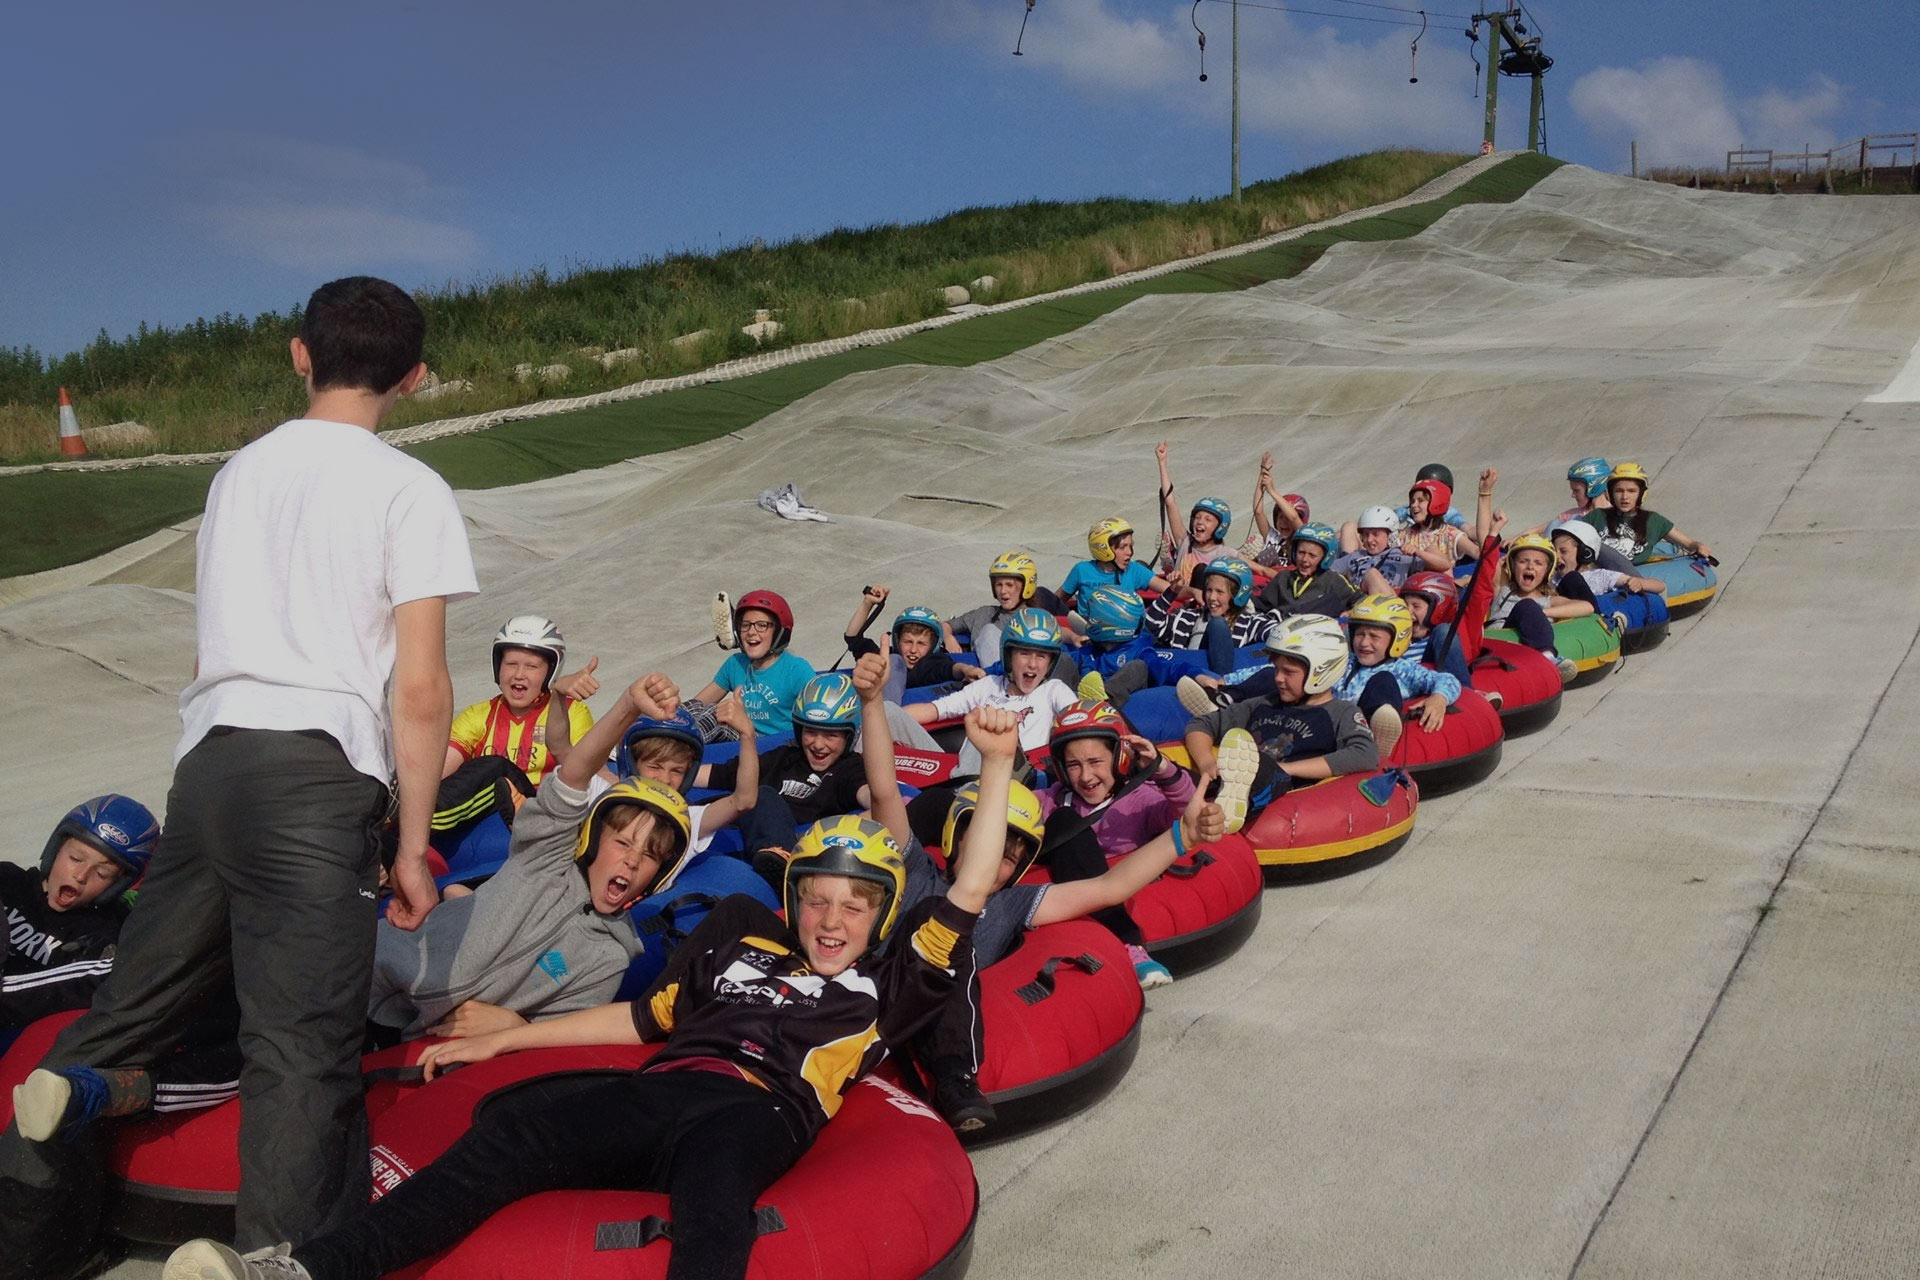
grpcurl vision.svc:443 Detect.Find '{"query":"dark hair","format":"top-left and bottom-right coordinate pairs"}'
top-left (300, 276), bottom-right (426, 393)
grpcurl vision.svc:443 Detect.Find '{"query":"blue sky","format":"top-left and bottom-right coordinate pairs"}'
top-left (2, 0), bottom-right (1910, 358)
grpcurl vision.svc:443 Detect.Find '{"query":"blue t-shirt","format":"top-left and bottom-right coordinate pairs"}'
top-left (1059, 559), bottom-right (1155, 602)
top-left (713, 651), bottom-right (815, 737)
top-left (1394, 504), bottom-right (1467, 530)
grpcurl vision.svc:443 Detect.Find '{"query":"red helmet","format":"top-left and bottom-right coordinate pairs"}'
top-left (1282, 493), bottom-right (1309, 524)
top-left (1409, 478), bottom-right (1453, 520)
top-left (1399, 571), bottom-right (1460, 625)
top-left (734, 589), bottom-right (794, 653)
top-left (1047, 699), bottom-right (1131, 780)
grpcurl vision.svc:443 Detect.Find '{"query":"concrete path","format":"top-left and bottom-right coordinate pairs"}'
top-left (7, 165), bottom-right (1918, 1277)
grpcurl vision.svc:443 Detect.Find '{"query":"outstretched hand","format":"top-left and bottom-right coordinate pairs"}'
top-left (1178, 784), bottom-right (1225, 851)
top-left (964, 706), bottom-right (1022, 760)
top-left (552, 656), bottom-right (600, 701)
top-left (850, 652), bottom-right (889, 702)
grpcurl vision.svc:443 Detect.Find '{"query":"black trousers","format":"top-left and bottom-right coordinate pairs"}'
top-left (296, 1070), bottom-right (807, 1280)
top-left (0, 728), bottom-right (387, 1269)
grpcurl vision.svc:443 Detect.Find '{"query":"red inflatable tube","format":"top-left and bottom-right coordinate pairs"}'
top-left (968, 918), bottom-right (1143, 1145)
top-left (1240, 770), bottom-right (1420, 883)
top-left (1466, 638), bottom-right (1563, 737)
top-left (1022, 836), bottom-right (1264, 975)
top-left (0, 1009), bottom-right (84, 1132)
top-left (1380, 689), bottom-right (1504, 796)
top-left (365, 1045), bottom-right (975, 1280)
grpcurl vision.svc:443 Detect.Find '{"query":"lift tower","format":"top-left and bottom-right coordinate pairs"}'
top-left (1473, 5), bottom-right (1553, 153)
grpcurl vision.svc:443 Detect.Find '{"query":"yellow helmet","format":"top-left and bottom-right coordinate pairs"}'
top-left (785, 815), bottom-right (908, 944)
top-left (988, 550), bottom-right (1039, 597)
top-left (942, 778), bottom-right (1046, 885)
top-left (1086, 517), bottom-right (1134, 565)
top-left (1347, 593), bottom-right (1414, 659)
top-left (575, 777), bottom-right (695, 898)
top-left (1607, 461), bottom-right (1650, 495)
top-left (1506, 532), bottom-right (1560, 582)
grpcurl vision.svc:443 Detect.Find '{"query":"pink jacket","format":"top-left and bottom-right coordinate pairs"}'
top-left (1041, 759), bottom-right (1194, 861)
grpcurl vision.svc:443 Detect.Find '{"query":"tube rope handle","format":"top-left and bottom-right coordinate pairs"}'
top-left (1015, 952), bottom-right (1105, 1005)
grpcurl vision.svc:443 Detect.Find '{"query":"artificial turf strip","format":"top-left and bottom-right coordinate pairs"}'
top-left (0, 153), bottom-right (1561, 579)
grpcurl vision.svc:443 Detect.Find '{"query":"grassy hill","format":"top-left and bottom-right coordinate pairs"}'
top-left (0, 150), bottom-right (1468, 464)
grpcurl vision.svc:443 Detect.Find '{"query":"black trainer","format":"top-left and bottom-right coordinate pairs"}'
top-left (932, 1062), bottom-right (996, 1133)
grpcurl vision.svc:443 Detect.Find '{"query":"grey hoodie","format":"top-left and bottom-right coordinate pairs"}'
top-left (367, 775), bottom-right (642, 1036)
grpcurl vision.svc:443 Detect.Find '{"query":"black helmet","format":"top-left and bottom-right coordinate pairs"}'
top-left (1415, 462), bottom-right (1454, 490)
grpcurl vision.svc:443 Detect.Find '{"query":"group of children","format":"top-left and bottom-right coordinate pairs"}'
top-left (4, 448), bottom-right (1710, 1280)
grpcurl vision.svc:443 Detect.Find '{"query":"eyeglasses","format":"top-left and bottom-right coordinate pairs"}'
top-left (738, 620), bottom-right (776, 634)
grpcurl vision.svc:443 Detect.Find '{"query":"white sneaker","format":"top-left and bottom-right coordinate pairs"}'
top-left (1606, 610), bottom-right (1630, 636)
top-left (1176, 676), bottom-right (1218, 717)
top-left (1553, 653), bottom-right (1578, 684)
top-left (1368, 704), bottom-right (1404, 760)
top-left (711, 592), bottom-right (735, 650)
top-left (1213, 728), bottom-right (1261, 835)
top-left (13, 1068), bottom-right (71, 1143)
top-left (164, 1240), bottom-right (311, 1280)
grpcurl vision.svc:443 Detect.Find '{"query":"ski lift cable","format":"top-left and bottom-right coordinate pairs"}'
top-left (1199, 0), bottom-right (1475, 26)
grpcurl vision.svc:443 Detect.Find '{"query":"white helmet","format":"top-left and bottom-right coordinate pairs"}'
top-left (492, 615), bottom-right (565, 689)
top-left (1264, 613), bottom-right (1350, 695)
top-left (1548, 518), bottom-right (1601, 566)
top-left (1357, 505), bottom-right (1400, 532)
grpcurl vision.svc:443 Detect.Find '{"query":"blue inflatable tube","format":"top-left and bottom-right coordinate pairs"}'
top-left (1637, 541), bottom-right (1719, 618)
top-left (1593, 588), bottom-right (1670, 652)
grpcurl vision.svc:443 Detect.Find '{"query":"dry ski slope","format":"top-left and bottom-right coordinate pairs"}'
top-left (8, 163), bottom-right (1920, 1278)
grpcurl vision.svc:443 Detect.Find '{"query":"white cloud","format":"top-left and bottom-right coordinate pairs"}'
top-left (161, 132), bottom-right (482, 273)
top-left (1570, 58), bottom-right (1847, 167)
top-left (947, 0), bottom-right (1484, 153)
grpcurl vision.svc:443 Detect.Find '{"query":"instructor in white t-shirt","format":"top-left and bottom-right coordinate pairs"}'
top-left (0, 278), bottom-right (478, 1270)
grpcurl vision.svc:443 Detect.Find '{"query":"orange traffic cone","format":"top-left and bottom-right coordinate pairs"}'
top-left (57, 387), bottom-right (91, 459)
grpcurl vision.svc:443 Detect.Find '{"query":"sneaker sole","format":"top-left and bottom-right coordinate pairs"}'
top-left (1368, 705), bottom-right (1404, 761)
top-left (13, 1069), bottom-right (71, 1143)
top-left (1213, 728), bottom-right (1261, 835)
top-left (711, 592), bottom-right (735, 650)
top-left (1137, 967), bottom-right (1175, 991)
top-left (1077, 671), bottom-right (1108, 702)
top-left (1175, 676), bottom-right (1215, 718)
top-left (162, 1239), bottom-right (246, 1280)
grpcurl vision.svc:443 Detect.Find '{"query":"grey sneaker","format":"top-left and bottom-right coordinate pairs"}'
top-left (1213, 728), bottom-right (1261, 835)
top-left (1175, 675), bottom-right (1217, 717)
top-left (711, 591), bottom-right (735, 650)
top-left (1553, 654), bottom-right (1579, 684)
top-left (164, 1240), bottom-right (311, 1280)
top-left (1368, 703), bottom-right (1404, 760)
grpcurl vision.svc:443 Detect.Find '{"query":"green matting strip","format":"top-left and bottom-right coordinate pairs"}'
top-left (0, 153), bottom-right (1562, 579)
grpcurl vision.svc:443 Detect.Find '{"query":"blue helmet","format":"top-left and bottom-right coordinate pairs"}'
top-left (1200, 557), bottom-right (1256, 610)
top-left (1002, 607), bottom-right (1065, 657)
top-left (890, 606), bottom-right (942, 651)
top-left (1082, 586), bottom-right (1146, 644)
top-left (41, 794), bottom-right (160, 887)
top-left (1568, 457), bottom-right (1612, 500)
top-left (793, 672), bottom-right (860, 735)
top-left (1190, 496), bottom-right (1232, 539)
top-left (1291, 522), bottom-right (1338, 559)
top-left (614, 710), bottom-right (705, 779)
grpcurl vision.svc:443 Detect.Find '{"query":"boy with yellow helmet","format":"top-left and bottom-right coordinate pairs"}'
top-left (181, 695), bottom-right (1019, 1280)
top-left (949, 550), bottom-right (1071, 670)
top-left (1329, 595), bottom-right (1463, 758)
top-left (365, 671), bottom-right (695, 1042)
top-left (1472, 519), bottom-right (1595, 683)
top-left (1057, 516), bottom-right (1171, 610)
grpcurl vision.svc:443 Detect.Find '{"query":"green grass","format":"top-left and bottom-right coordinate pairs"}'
top-left (0, 150), bottom-right (1468, 464)
top-left (0, 151), bottom-right (1563, 578)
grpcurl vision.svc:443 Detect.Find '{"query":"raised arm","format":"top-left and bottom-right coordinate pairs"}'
top-left (387, 596), bottom-right (455, 931)
top-left (850, 653), bottom-right (911, 848)
top-left (1473, 467), bottom-right (1499, 546)
top-left (557, 673), bottom-right (677, 791)
top-left (1032, 787), bottom-right (1224, 925)
top-left (946, 708), bottom-right (1021, 916)
top-left (1249, 452), bottom-right (1275, 539)
top-left (695, 693), bottom-right (760, 829)
top-left (846, 584), bottom-right (889, 640)
top-left (1156, 441), bottom-right (1180, 540)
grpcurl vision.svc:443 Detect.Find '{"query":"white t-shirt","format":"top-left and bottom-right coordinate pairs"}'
top-left (929, 676), bottom-right (1079, 754)
top-left (177, 419), bottom-right (478, 781)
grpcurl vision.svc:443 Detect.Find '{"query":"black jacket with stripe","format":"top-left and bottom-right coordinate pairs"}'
top-left (1, 863), bottom-right (126, 1036)
top-left (630, 894), bottom-right (976, 1138)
